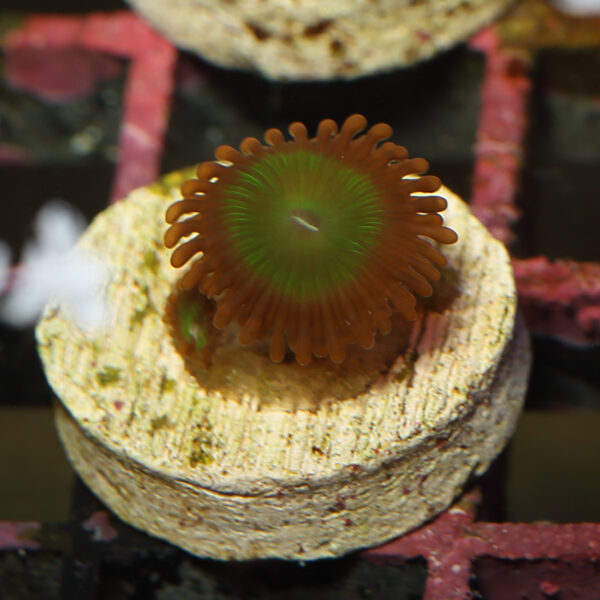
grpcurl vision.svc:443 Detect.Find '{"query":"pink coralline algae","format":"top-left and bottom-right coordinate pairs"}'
top-left (0, 521), bottom-right (40, 551)
top-left (469, 27), bottom-right (531, 246)
top-left (364, 490), bottom-right (600, 600)
top-left (2, 12), bottom-right (177, 204)
top-left (0, 143), bottom-right (30, 166)
top-left (82, 510), bottom-right (118, 543)
top-left (4, 41), bottom-right (121, 103)
top-left (514, 256), bottom-right (600, 345)
top-left (469, 25), bottom-right (600, 347)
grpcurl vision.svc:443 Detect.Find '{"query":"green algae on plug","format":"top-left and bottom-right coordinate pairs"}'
top-left (149, 414), bottom-right (170, 436)
top-left (148, 167), bottom-right (196, 197)
top-left (159, 374), bottom-right (176, 394)
top-left (129, 282), bottom-right (157, 328)
top-left (187, 417), bottom-right (216, 467)
top-left (96, 366), bottom-right (122, 386)
top-left (141, 249), bottom-right (160, 275)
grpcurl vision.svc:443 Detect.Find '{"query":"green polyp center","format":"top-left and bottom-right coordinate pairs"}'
top-left (222, 148), bottom-right (385, 301)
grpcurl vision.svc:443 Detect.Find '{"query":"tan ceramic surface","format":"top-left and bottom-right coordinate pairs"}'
top-left (127, 0), bottom-right (515, 79)
top-left (37, 171), bottom-right (529, 559)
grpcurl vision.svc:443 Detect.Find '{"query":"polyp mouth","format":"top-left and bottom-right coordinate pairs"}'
top-left (290, 209), bottom-right (321, 234)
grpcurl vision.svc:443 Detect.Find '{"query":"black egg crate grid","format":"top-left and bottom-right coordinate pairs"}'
top-left (1, 8), bottom-right (600, 599)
